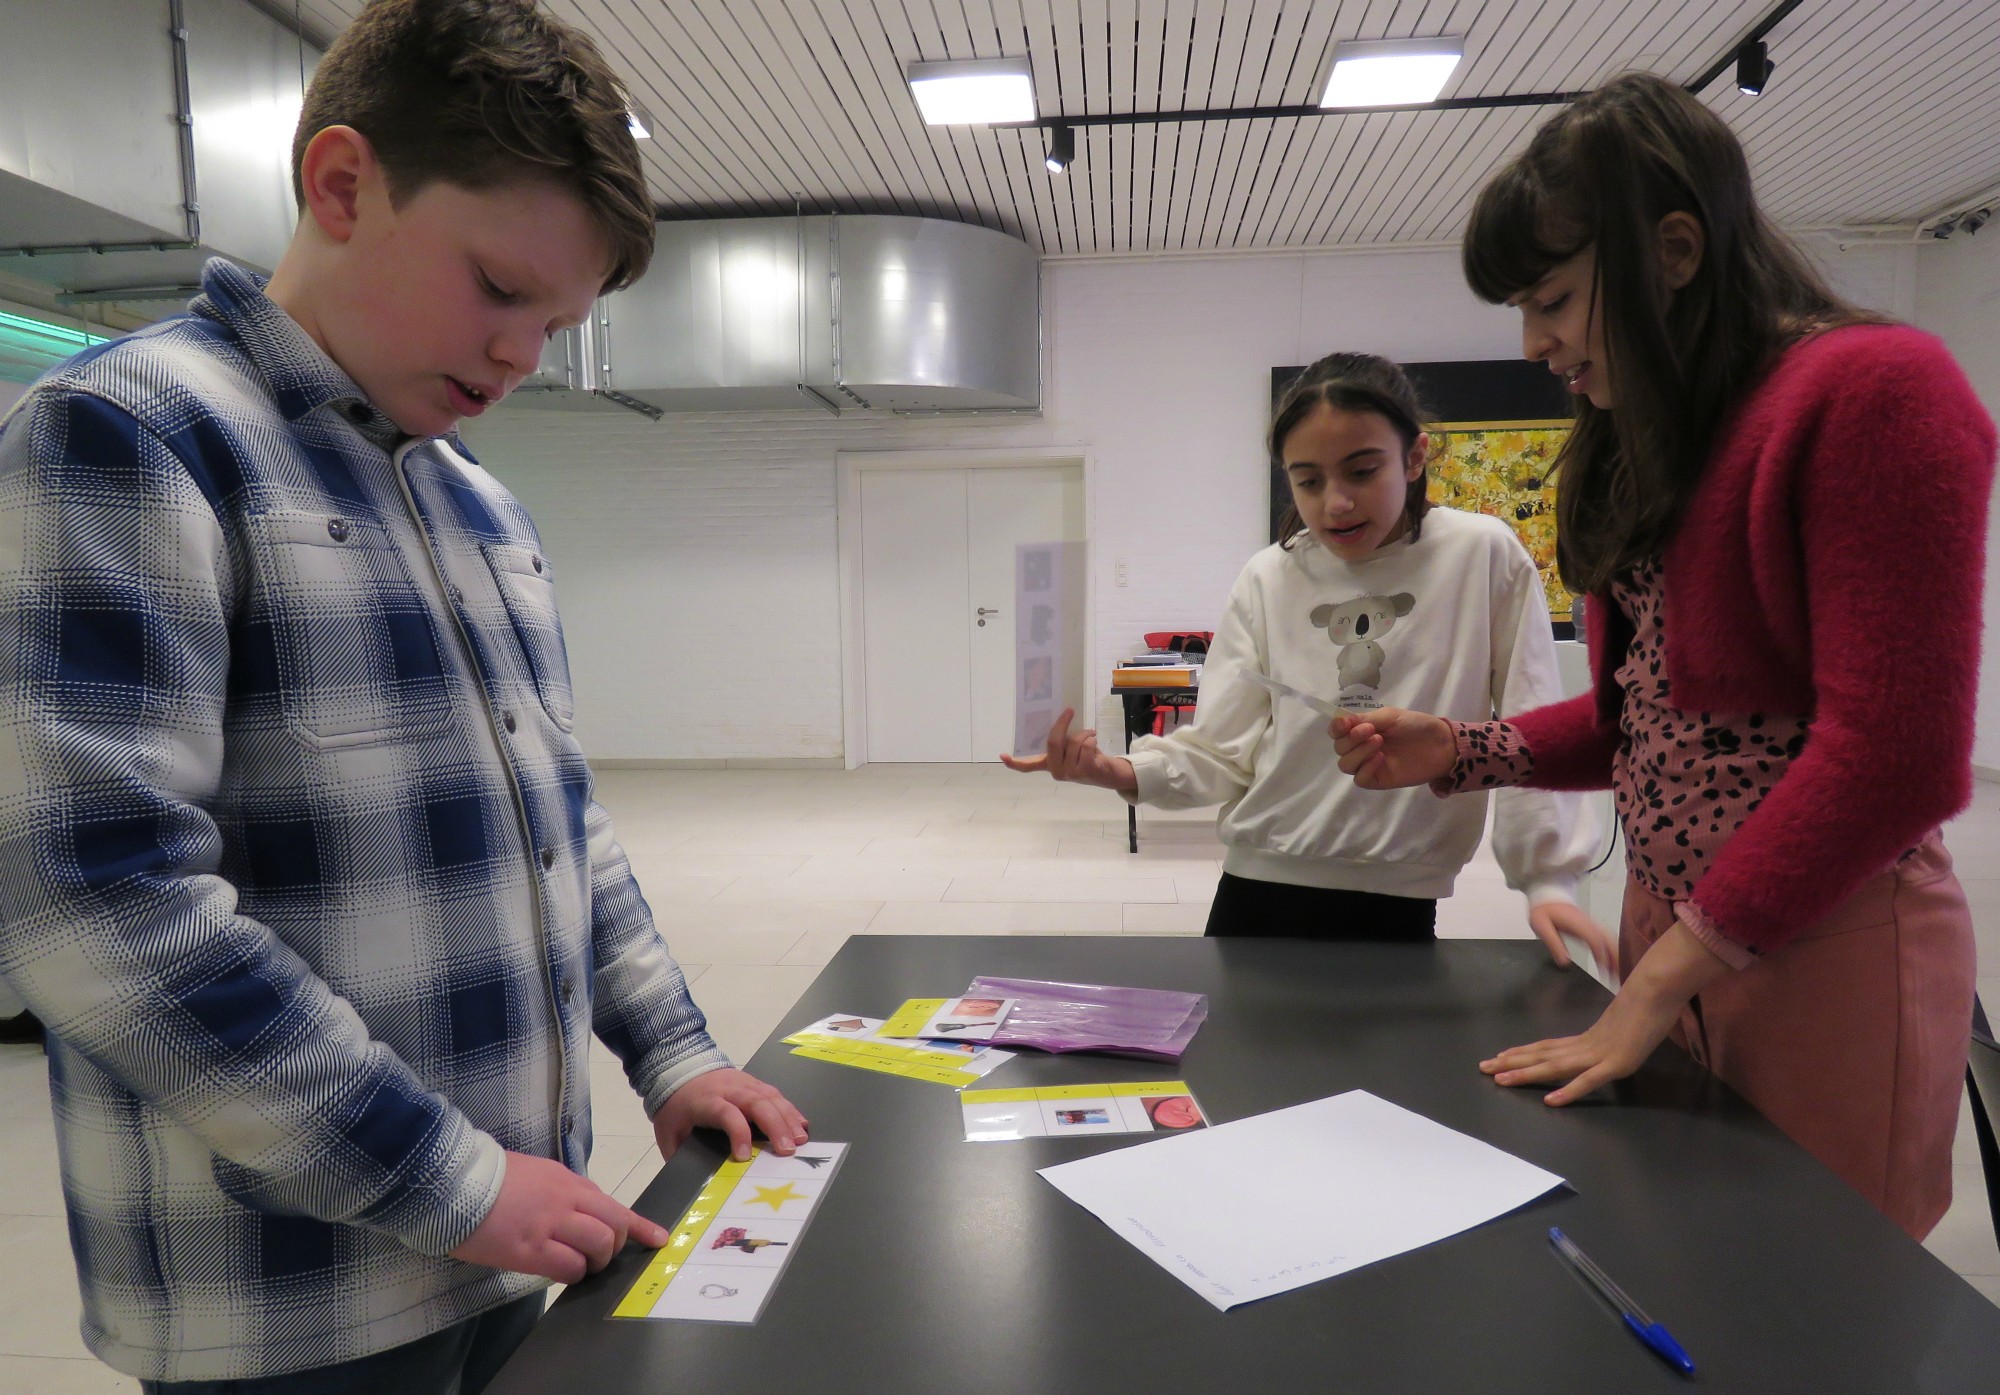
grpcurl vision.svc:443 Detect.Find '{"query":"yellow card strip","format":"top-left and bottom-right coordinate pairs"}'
top-left (611, 1153), bottom-right (755, 1318)
top-left (790, 1041), bottom-right (983, 1087)
top-left (877, 997), bottom-right (949, 1038)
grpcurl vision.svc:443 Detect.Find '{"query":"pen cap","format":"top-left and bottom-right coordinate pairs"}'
top-left (1624, 1315), bottom-right (1696, 1376)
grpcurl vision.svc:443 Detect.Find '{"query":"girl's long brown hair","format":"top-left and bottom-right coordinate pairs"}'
top-left (1462, 73), bottom-right (1873, 594)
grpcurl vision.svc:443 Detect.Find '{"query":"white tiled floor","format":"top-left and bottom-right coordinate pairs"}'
top-left (3, 764), bottom-right (1998, 1390)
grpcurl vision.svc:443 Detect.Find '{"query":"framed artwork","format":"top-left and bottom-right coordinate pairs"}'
top-left (1270, 360), bottom-right (1576, 625)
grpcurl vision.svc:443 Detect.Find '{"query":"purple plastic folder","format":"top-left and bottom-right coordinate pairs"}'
top-left (965, 976), bottom-right (1209, 1062)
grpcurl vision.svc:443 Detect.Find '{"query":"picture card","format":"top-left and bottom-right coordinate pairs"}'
top-left (783, 1012), bottom-right (1013, 1085)
top-left (910, 994), bottom-right (1017, 1042)
top-left (962, 1081), bottom-right (1207, 1142)
top-left (612, 1142), bottom-right (849, 1325)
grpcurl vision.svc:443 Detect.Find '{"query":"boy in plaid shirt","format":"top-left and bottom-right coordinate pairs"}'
top-left (0, 2), bottom-right (806, 1388)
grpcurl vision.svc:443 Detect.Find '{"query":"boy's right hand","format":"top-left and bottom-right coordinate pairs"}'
top-left (998, 707), bottom-right (1138, 792)
top-left (451, 1151), bottom-right (670, 1284)
top-left (1329, 708), bottom-right (1458, 789)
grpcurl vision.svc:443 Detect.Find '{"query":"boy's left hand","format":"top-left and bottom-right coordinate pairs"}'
top-left (653, 1068), bottom-right (809, 1163)
top-left (1526, 901), bottom-right (1615, 975)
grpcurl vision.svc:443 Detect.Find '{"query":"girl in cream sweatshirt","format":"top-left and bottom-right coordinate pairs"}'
top-left (1005, 352), bottom-right (1605, 964)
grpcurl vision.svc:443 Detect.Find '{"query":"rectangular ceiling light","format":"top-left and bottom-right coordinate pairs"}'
top-left (906, 56), bottom-right (1036, 125)
top-left (1320, 36), bottom-right (1464, 108)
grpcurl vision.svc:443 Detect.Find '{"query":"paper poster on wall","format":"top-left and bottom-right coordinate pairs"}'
top-left (1015, 540), bottom-right (1086, 756)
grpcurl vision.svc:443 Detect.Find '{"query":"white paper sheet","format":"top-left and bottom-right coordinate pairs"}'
top-left (1037, 1090), bottom-right (1565, 1311)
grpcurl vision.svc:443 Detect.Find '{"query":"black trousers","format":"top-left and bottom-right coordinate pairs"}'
top-left (1202, 871), bottom-right (1437, 941)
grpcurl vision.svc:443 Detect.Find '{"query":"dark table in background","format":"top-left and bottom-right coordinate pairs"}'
top-left (491, 936), bottom-right (2000, 1394)
top-left (1113, 679), bottom-right (1198, 852)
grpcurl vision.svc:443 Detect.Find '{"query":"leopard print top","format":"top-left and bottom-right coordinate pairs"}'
top-left (1447, 560), bottom-right (1810, 916)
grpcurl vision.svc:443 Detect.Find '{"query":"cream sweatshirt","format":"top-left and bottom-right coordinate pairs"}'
top-left (1126, 507), bottom-right (1597, 902)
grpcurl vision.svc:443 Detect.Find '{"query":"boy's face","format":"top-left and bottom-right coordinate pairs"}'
top-left (315, 166), bottom-right (610, 438)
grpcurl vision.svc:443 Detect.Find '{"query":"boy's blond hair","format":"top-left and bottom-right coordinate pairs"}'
top-left (293, 0), bottom-right (655, 290)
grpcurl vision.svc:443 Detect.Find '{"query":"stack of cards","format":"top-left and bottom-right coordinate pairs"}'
top-left (877, 995), bottom-right (1019, 1042)
top-left (613, 1144), bottom-right (848, 1324)
top-left (783, 1013), bottom-right (1013, 1086)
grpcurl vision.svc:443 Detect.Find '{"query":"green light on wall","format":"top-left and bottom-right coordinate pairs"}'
top-left (0, 310), bottom-right (112, 386)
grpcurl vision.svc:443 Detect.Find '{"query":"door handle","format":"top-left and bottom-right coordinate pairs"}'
top-left (977, 607), bottom-right (1001, 616)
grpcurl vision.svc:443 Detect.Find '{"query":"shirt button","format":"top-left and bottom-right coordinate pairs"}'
top-left (326, 517), bottom-right (349, 543)
top-left (541, 848), bottom-right (555, 870)
top-left (562, 978), bottom-right (578, 1008)
top-left (450, 584), bottom-right (465, 604)
top-left (503, 710), bottom-right (517, 734)
top-left (531, 556), bottom-right (544, 574)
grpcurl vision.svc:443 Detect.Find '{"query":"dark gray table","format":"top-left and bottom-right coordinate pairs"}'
top-left (490, 936), bottom-right (2000, 1394)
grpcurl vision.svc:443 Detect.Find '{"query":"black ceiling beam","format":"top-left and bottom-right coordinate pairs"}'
top-left (992, 0), bottom-right (1801, 132)
top-left (993, 89), bottom-right (1590, 130)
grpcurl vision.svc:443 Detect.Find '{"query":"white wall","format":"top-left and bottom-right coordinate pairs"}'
top-left (1913, 230), bottom-right (2000, 773)
top-left (0, 381), bottom-right (25, 415)
top-left (461, 238), bottom-right (1918, 764)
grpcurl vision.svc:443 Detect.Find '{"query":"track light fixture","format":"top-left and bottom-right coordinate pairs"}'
top-left (1930, 208), bottom-right (1995, 240)
top-left (1044, 123), bottom-right (1074, 174)
top-left (1735, 39), bottom-right (1773, 95)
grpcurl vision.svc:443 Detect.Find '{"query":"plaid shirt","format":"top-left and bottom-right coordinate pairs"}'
top-left (0, 260), bottom-right (729, 1382)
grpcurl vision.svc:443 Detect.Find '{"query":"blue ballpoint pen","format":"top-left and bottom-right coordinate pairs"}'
top-left (1548, 1227), bottom-right (1698, 1377)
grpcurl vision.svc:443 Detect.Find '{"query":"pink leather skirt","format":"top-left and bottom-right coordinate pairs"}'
top-left (1621, 833), bottom-right (1976, 1240)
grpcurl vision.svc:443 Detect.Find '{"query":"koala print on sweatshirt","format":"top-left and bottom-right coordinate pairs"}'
top-left (1309, 592), bottom-right (1415, 697)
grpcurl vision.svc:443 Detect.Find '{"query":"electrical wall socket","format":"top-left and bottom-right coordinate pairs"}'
top-left (1115, 557), bottom-right (1129, 587)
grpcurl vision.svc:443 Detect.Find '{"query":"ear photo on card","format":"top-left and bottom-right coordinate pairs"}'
top-left (1143, 1095), bottom-right (1205, 1130)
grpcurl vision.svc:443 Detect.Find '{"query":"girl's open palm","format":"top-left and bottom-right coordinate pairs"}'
top-left (999, 707), bottom-right (1138, 792)
top-left (1328, 707), bottom-right (1458, 789)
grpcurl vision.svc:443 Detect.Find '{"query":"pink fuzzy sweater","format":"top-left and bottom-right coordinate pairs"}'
top-left (1512, 324), bottom-right (1996, 953)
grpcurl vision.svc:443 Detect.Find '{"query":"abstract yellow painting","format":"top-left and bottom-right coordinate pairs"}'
top-left (1428, 423), bottom-right (1573, 621)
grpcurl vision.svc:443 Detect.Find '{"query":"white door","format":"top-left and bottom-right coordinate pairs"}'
top-left (859, 464), bottom-right (1084, 762)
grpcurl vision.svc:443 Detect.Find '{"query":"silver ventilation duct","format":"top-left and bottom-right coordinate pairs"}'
top-left (0, 0), bottom-right (317, 304)
top-left (524, 214), bottom-right (1041, 416)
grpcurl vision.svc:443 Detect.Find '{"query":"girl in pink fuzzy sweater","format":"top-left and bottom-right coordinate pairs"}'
top-left (1333, 73), bottom-right (1995, 1238)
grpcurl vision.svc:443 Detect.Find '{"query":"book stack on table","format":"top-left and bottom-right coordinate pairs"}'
top-left (1112, 651), bottom-right (1202, 688)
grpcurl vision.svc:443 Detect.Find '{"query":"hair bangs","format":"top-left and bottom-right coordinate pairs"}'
top-left (1461, 162), bottom-right (1585, 306)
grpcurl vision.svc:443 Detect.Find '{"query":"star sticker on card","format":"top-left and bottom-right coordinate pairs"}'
top-left (746, 1181), bottom-right (808, 1213)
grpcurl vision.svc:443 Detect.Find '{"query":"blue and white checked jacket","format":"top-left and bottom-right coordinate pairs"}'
top-left (0, 260), bottom-right (729, 1381)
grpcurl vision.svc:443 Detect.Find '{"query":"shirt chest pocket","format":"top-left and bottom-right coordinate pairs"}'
top-left (481, 543), bottom-right (576, 732)
top-left (243, 510), bottom-right (454, 748)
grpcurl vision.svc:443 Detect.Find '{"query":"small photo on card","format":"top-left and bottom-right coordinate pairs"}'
top-left (651, 1264), bottom-right (779, 1323)
top-left (1140, 1094), bottom-right (1206, 1131)
top-left (918, 995), bottom-right (1015, 1042)
top-left (699, 1217), bottom-right (805, 1268)
top-left (1040, 1097), bottom-right (1123, 1135)
top-left (744, 1143), bottom-right (845, 1179)
top-left (718, 1175), bottom-right (827, 1222)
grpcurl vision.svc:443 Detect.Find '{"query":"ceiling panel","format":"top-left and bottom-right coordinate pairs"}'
top-left (274, 1), bottom-right (2000, 254)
